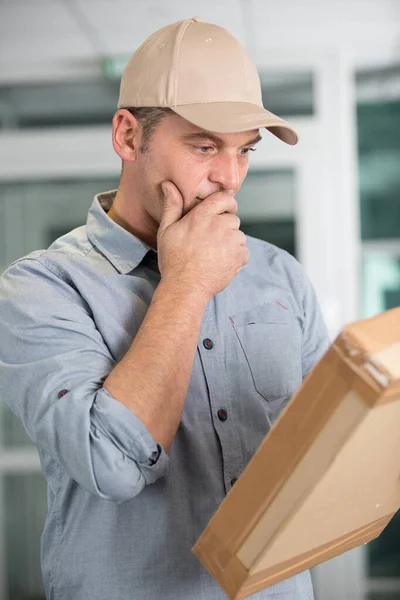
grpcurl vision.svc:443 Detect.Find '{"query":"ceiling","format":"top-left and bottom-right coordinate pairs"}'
top-left (1, 0), bottom-right (400, 85)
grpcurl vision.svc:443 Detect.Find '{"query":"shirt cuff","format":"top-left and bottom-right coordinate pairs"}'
top-left (91, 387), bottom-right (169, 484)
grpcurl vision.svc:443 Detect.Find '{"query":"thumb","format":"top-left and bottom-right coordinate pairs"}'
top-left (159, 181), bottom-right (184, 233)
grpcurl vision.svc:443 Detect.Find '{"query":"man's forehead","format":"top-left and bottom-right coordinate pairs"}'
top-left (174, 119), bottom-right (261, 147)
top-left (183, 130), bottom-right (261, 145)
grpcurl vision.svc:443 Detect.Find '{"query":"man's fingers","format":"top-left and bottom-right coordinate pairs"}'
top-left (193, 192), bottom-right (238, 217)
top-left (159, 181), bottom-right (184, 233)
top-left (241, 245), bottom-right (250, 266)
top-left (220, 213), bottom-right (241, 230)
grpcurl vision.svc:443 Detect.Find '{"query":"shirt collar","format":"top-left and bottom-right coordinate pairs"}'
top-left (86, 190), bottom-right (153, 274)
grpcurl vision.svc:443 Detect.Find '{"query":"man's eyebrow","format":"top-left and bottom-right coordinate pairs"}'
top-left (243, 133), bottom-right (262, 146)
top-left (181, 132), bottom-right (225, 146)
top-left (180, 132), bottom-right (262, 147)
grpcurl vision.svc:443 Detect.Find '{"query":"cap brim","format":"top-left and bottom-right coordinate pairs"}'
top-left (171, 102), bottom-right (298, 145)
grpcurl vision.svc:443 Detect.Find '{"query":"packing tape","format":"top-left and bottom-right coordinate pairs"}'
top-left (367, 343), bottom-right (400, 383)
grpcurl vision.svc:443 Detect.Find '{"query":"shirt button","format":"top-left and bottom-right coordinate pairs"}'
top-left (203, 338), bottom-right (214, 350)
top-left (57, 389), bottom-right (69, 399)
top-left (217, 408), bottom-right (228, 422)
top-left (230, 477), bottom-right (237, 486)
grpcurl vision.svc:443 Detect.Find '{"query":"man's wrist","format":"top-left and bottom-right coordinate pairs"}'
top-left (154, 279), bottom-right (209, 312)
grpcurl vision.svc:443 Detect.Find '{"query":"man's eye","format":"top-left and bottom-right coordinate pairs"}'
top-left (240, 147), bottom-right (256, 156)
top-left (196, 146), bottom-right (214, 153)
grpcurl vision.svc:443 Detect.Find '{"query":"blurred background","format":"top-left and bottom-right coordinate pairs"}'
top-left (0, 0), bottom-right (399, 598)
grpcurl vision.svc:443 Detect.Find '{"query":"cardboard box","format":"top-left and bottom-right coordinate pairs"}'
top-left (193, 307), bottom-right (400, 599)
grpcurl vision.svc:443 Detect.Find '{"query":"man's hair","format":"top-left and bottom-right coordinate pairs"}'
top-left (125, 107), bottom-right (174, 154)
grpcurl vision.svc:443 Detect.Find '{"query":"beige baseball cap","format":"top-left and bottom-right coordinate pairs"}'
top-left (118, 17), bottom-right (298, 145)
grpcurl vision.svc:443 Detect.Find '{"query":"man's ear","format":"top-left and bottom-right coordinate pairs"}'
top-left (112, 109), bottom-right (141, 163)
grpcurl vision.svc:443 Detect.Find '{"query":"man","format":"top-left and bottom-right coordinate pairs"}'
top-left (0, 17), bottom-right (329, 600)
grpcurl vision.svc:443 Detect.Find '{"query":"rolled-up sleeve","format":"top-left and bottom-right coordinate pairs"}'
top-left (0, 257), bottom-right (169, 502)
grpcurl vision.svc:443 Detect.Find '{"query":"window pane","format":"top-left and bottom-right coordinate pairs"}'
top-left (361, 254), bottom-right (400, 317)
top-left (260, 71), bottom-right (314, 117)
top-left (367, 511), bottom-right (400, 578)
top-left (237, 169), bottom-right (296, 257)
top-left (358, 101), bottom-right (400, 241)
top-left (366, 595), bottom-right (400, 600)
top-left (0, 402), bottom-right (33, 448)
top-left (3, 473), bottom-right (47, 600)
top-left (0, 70), bottom-right (313, 131)
top-left (0, 81), bottom-right (120, 129)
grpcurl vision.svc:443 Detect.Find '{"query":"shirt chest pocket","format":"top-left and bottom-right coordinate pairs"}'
top-left (230, 303), bottom-right (302, 401)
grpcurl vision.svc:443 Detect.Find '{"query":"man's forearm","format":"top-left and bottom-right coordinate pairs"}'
top-left (103, 281), bottom-right (208, 450)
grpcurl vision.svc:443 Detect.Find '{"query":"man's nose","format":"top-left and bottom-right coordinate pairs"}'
top-left (209, 155), bottom-right (240, 191)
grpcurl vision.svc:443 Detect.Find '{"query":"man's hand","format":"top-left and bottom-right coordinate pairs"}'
top-left (157, 181), bottom-right (250, 302)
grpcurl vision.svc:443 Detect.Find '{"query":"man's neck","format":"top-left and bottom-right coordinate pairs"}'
top-left (107, 184), bottom-right (158, 250)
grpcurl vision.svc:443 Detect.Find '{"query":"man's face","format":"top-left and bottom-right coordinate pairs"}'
top-left (133, 112), bottom-right (261, 222)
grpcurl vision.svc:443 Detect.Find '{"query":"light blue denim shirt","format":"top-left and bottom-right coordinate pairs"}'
top-left (0, 191), bottom-right (330, 600)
